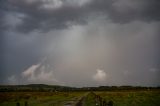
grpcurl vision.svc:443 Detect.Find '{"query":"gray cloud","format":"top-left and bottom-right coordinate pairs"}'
top-left (22, 61), bottom-right (63, 85)
top-left (1, 0), bottom-right (88, 33)
top-left (0, 0), bottom-right (160, 86)
top-left (93, 69), bottom-right (107, 82)
top-left (16, 20), bottom-right (159, 87)
top-left (1, 0), bottom-right (160, 33)
top-left (89, 0), bottom-right (160, 23)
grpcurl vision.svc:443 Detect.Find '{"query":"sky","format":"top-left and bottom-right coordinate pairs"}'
top-left (0, 0), bottom-right (160, 87)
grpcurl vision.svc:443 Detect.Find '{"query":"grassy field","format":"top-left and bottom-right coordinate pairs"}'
top-left (82, 90), bottom-right (160, 106)
top-left (0, 92), bottom-right (85, 106)
top-left (0, 90), bottom-right (160, 106)
top-left (95, 90), bottom-right (160, 106)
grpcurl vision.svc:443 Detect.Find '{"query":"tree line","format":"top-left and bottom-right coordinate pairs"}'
top-left (0, 84), bottom-right (159, 92)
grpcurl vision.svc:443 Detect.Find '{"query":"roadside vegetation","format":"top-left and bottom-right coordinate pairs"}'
top-left (96, 90), bottom-right (160, 106)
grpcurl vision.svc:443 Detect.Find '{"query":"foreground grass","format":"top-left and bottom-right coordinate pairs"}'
top-left (96, 90), bottom-right (160, 106)
top-left (0, 92), bottom-right (85, 106)
top-left (83, 93), bottom-right (95, 106)
top-left (0, 90), bottom-right (160, 106)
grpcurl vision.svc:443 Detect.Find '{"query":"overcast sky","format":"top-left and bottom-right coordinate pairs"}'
top-left (0, 0), bottom-right (160, 87)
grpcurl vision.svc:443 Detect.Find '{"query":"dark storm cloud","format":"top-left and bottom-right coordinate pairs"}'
top-left (1, 0), bottom-right (160, 33)
top-left (1, 0), bottom-right (88, 33)
top-left (88, 0), bottom-right (160, 23)
top-left (0, 0), bottom-right (7, 82)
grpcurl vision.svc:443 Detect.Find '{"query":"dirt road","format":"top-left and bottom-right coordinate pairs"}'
top-left (75, 97), bottom-right (85, 106)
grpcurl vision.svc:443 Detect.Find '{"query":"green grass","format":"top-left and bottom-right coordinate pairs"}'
top-left (83, 93), bottom-right (96, 106)
top-left (0, 92), bottom-right (85, 106)
top-left (96, 90), bottom-right (160, 106)
top-left (0, 90), bottom-right (160, 106)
